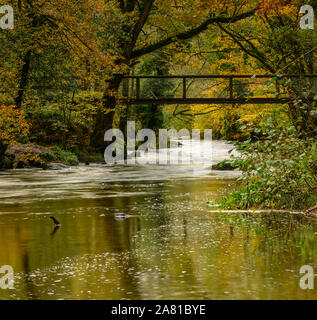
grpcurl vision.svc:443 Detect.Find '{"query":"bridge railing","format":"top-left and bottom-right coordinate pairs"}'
top-left (120, 74), bottom-right (317, 105)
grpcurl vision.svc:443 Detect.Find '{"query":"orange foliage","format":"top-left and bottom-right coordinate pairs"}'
top-left (0, 106), bottom-right (31, 144)
top-left (257, 0), bottom-right (302, 17)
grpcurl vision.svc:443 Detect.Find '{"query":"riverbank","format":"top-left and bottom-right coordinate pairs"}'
top-left (0, 143), bottom-right (81, 170)
top-left (217, 128), bottom-right (317, 212)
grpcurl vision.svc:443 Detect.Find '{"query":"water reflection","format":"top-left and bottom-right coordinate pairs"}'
top-left (0, 141), bottom-right (316, 300)
top-left (50, 226), bottom-right (60, 237)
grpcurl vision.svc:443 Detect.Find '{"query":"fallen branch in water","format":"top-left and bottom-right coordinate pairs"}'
top-left (208, 209), bottom-right (305, 215)
top-left (305, 205), bottom-right (317, 216)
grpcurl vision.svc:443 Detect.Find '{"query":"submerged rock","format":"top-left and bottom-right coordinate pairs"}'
top-left (211, 160), bottom-right (238, 171)
top-left (47, 163), bottom-right (71, 170)
top-left (114, 213), bottom-right (129, 220)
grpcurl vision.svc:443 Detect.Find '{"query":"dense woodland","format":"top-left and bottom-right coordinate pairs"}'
top-left (0, 0), bottom-right (316, 210)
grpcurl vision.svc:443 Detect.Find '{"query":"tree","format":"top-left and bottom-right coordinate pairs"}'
top-left (213, 0), bottom-right (317, 135)
top-left (90, 0), bottom-right (259, 152)
top-left (0, 0), bottom-right (109, 107)
top-left (0, 105), bottom-right (30, 166)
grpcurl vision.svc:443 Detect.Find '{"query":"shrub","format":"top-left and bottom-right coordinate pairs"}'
top-left (25, 96), bottom-right (96, 153)
top-left (0, 105), bottom-right (30, 144)
top-left (219, 115), bottom-right (317, 210)
top-left (40, 150), bottom-right (56, 162)
top-left (0, 105), bottom-right (31, 168)
top-left (51, 146), bottom-right (79, 166)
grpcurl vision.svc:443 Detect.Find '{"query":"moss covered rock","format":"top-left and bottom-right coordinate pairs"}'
top-left (4, 144), bottom-right (79, 169)
top-left (211, 160), bottom-right (238, 171)
top-left (5, 144), bottom-right (50, 169)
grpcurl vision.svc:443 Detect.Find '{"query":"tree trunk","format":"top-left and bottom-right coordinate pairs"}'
top-left (0, 142), bottom-right (8, 169)
top-left (89, 74), bottom-right (123, 153)
top-left (15, 50), bottom-right (31, 108)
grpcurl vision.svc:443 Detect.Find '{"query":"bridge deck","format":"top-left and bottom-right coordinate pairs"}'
top-left (125, 98), bottom-right (293, 105)
top-left (120, 74), bottom-right (317, 105)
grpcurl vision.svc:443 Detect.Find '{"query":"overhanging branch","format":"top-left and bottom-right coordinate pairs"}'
top-left (131, 8), bottom-right (257, 59)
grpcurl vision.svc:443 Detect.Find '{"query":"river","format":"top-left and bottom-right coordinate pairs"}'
top-left (0, 140), bottom-right (317, 300)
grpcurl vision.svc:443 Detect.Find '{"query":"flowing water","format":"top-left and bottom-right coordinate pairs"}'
top-left (0, 140), bottom-right (317, 300)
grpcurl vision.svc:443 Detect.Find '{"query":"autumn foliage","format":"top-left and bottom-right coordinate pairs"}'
top-left (0, 106), bottom-right (30, 145)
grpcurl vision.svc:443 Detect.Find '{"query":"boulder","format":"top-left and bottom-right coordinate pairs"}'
top-left (211, 161), bottom-right (238, 171)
